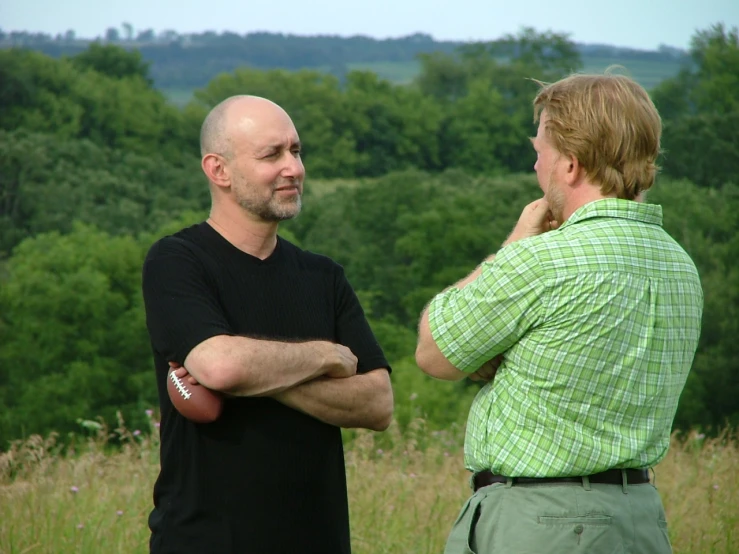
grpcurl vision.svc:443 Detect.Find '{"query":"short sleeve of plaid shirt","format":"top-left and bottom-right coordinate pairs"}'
top-left (428, 241), bottom-right (546, 373)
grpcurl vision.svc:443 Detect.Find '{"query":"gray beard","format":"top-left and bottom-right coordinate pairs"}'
top-left (238, 193), bottom-right (302, 222)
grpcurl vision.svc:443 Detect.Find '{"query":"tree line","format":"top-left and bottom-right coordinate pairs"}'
top-left (0, 25), bottom-right (737, 449)
top-left (2, 27), bottom-right (689, 90)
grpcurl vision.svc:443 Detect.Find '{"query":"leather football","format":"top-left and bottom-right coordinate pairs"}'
top-left (166, 368), bottom-right (224, 423)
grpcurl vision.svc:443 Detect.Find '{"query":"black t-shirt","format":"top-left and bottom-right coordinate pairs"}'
top-left (142, 222), bottom-right (389, 554)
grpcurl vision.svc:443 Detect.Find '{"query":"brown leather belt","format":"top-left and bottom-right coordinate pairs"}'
top-left (473, 468), bottom-right (650, 492)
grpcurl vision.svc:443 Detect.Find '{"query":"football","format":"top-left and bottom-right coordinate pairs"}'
top-left (167, 368), bottom-right (224, 423)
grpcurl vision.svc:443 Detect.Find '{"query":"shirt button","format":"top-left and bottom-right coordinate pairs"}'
top-left (574, 524), bottom-right (584, 534)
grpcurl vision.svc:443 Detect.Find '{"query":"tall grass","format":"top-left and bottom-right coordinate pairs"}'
top-left (1, 416), bottom-right (736, 554)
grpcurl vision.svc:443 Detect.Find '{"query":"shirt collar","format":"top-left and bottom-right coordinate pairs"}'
top-left (561, 198), bottom-right (663, 229)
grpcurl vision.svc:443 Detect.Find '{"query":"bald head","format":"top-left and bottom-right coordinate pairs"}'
top-left (199, 95), bottom-right (292, 159)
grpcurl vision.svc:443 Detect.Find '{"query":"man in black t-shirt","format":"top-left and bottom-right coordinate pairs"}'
top-left (142, 95), bottom-right (393, 554)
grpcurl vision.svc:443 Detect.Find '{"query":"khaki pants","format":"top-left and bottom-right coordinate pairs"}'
top-left (444, 479), bottom-right (672, 553)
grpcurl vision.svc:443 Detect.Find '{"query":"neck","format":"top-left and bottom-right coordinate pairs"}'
top-left (562, 180), bottom-right (615, 221)
top-left (207, 205), bottom-right (279, 260)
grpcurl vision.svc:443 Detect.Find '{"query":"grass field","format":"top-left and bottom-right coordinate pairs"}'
top-left (347, 61), bottom-right (423, 84)
top-left (161, 88), bottom-right (196, 107)
top-left (1, 416), bottom-right (736, 554)
top-left (580, 56), bottom-right (684, 91)
top-left (348, 56), bottom-right (682, 90)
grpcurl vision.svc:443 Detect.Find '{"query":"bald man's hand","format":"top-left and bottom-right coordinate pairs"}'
top-left (468, 355), bottom-right (503, 383)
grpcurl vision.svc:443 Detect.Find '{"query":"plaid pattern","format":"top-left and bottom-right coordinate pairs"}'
top-left (429, 199), bottom-right (703, 477)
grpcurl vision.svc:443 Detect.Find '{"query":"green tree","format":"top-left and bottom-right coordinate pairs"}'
top-left (342, 71), bottom-right (444, 175)
top-left (0, 129), bottom-right (207, 257)
top-left (69, 42), bottom-right (152, 83)
top-left (416, 28), bottom-right (581, 174)
top-left (414, 51), bottom-right (471, 102)
top-left (658, 112), bottom-right (739, 189)
top-left (417, 27), bottom-right (582, 102)
top-left (0, 47), bottom-right (195, 162)
top-left (652, 24), bottom-right (739, 187)
top-left (688, 24), bottom-right (739, 115)
top-left (70, 67), bottom-right (187, 157)
top-left (0, 225), bottom-right (154, 447)
top-left (122, 22), bottom-right (134, 42)
top-left (442, 79), bottom-right (530, 173)
top-left (0, 49), bottom-right (83, 138)
top-left (105, 28), bottom-right (120, 42)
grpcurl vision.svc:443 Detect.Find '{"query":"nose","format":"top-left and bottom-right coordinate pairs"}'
top-left (282, 153), bottom-right (305, 179)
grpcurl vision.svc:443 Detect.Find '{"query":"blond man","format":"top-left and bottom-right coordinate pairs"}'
top-left (416, 74), bottom-right (703, 553)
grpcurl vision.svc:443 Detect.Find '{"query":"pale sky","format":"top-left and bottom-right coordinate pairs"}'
top-left (2, 0), bottom-right (738, 50)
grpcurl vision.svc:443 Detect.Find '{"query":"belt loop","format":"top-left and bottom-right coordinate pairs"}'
top-left (469, 473), bottom-right (476, 492)
top-left (621, 469), bottom-right (628, 494)
top-left (581, 475), bottom-right (591, 491)
top-left (650, 467), bottom-right (656, 486)
top-left (505, 477), bottom-right (514, 489)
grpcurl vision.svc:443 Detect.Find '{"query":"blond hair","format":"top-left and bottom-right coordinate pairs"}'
top-left (533, 73), bottom-right (661, 200)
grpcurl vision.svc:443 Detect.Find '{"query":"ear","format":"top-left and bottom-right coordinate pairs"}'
top-left (562, 154), bottom-right (582, 187)
top-left (202, 154), bottom-right (231, 189)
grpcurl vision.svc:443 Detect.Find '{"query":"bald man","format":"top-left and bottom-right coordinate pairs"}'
top-left (142, 96), bottom-right (393, 554)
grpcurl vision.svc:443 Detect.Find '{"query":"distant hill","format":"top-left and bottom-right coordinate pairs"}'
top-left (1, 30), bottom-right (689, 103)
top-left (343, 56), bottom-right (683, 91)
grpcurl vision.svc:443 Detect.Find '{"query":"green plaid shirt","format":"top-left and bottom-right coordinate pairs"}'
top-left (428, 199), bottom-right (703, 477)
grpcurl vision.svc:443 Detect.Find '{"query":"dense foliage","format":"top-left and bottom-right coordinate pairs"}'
top-left (0, 25), bottom-right (736, 448)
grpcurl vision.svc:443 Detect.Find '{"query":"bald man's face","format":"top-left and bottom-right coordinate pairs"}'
top-left (224, 101), bottom-right (305, 222)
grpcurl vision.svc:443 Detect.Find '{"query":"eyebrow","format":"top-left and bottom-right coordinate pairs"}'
top-left (258, 141), bottom-right (302, 154)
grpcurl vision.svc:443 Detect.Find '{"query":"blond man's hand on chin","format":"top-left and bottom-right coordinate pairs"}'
top-left (503, 198), bottom-right (559, 247)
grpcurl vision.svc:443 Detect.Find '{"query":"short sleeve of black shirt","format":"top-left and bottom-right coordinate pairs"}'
top-left (142, 235), bottom-right (235, 365)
